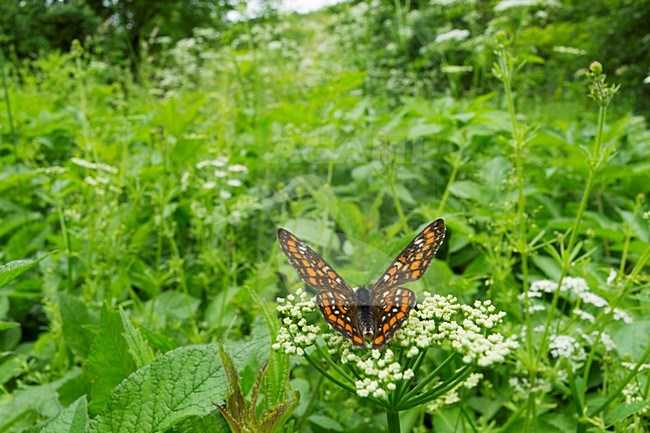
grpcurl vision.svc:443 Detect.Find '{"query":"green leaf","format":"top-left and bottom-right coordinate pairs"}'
top-left (58, 293), bottom-right (98, 359)
top-left (88, 345), bottom-right (226, 433)
top-left (0, 251), bottom-right (56, 289)
top-left (308, 414), bottom-right (344, 431)
top-left (449, 181), bottom-right (486, 201)
top-left (40, 396), bottom-right (89, 433)
top-left (85, 304), bottom-right (137, 415)
top-left (0, 321), bottom-right (19, 331)
top-left (0, 383), bottom-right (61, 431)
top-left (119, 308), bottom-right (155, 368)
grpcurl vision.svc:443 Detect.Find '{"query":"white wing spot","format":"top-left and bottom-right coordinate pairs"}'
top-left (392, 308), bottom-right (398, 313)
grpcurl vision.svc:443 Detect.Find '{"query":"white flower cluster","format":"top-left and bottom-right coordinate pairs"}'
top-left (272, 288), bottom-right (320, 356)
top-left (622, 383), bottom-right (649, 415)
top-left (434, 29), bottom-right (470, 44)
top-left (193, 157), bottom-right (248, 198)
top-left (273, 291), bottom-right (516, 400)
top-left (494, 0), bottom-right (559, 12)
top-left (549, 335), bottom-right (586, 365)
top-left (397, 294), bottom-right (518, 367)
top-left (508, 376), bottom-right (552, 401)
top-left (522, 276), bottom-right (633, 324)
top-left (344, 348), bottom-right (414, 399)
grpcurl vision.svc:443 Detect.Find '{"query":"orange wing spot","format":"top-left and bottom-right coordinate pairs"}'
top-left (395, 312), bottom-right (405, 320)
top-left (412, 270), bottom-right (421, 278)
top-left (336, 318), bottom-right (345, 326)
top-left (415, 252), bottom-right (423, 260)
top-left (353, 335), bottom-right (363, 344)
top-left (388, 267), bottom-right (397, 275)
top-left (399, 256), bottom-right (407, 264)
top-left (302, 260), bottom-right (310, 267)
top-left (309, 277), bottom-right (317, 285)
top-left (324, 307), bottom-right (331, 315)
top-left (317, 260), bottom-right (325, 267)
top-left (321, 298), bottom-right (330, 307)
top-left (400, 303), bottom-right (409, 312)
top-left (383, 323), bottom-right (390, 332)
top-left (345, 324), bottom-right (352, 332)
top-left (327, 271), bottom-right (337, 278)
top-left (389, 317), bottom-right (397, 326)
top-left (287, 240), bottom-right (296, 247)
top-left (410, 261), bottom-right (420, 270)
top-left (289, 247), bottom-right (298, 253)
top-left (374, 335), bottom-right (385, 345)
top-left (307, 268), bottom-right (317, 276)
top-left (384, 305), bottom-right (392, 312)
top-left (328, 314), bottom-right (337, 322)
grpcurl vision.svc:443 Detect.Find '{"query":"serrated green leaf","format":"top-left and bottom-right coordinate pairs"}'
top-left (88, 345), bottom-right (226, 433)
top-left (40, 396), bottom-right (89, 433)
top-left (0, 252), bottom-right (55, 289)
top-left (119, 308), bottom-right (155, 368)
top-left (0, 321), bottom-right (19, 331)
top-left (58, 293), bottom-right (98, 359)
top-left (85, 304), bottom-right (137, 415)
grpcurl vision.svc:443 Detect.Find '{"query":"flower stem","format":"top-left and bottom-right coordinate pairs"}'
top-left (386, 409), bottom-right (401, 433)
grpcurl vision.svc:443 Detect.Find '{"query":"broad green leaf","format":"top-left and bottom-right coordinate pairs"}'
top-left (40, 396), bottom-right (89, 433)
top-left (0, 252), bottom-right (55, 289)
top-left (85, 304), bottom-right (137, 415)
top-left (88, 344), bottom-right (226, 433)
top-left (58, 293), bottom-right (98, 359)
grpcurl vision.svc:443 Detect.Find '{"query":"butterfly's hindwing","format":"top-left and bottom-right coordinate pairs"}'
top-left (316, 290), bottom-right (365, 347)
top-left (277, 228), bottom-right (354, 297)
top-left (371, 287), bottom-right (416, 348)
top-left (371, 218), bottom-right (446, 299)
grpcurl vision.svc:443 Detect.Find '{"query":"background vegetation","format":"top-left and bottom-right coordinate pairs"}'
top-left (0, 0), bottom-right (649, 432)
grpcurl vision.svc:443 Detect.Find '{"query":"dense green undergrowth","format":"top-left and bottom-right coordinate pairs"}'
top-left (1, 2), bottom-right (649, 432)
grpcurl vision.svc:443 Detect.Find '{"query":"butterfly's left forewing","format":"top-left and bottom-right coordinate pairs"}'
top-left (277, 228), bottom-right (355, 297)
top-left (278, 228), bottom-right (364, 347)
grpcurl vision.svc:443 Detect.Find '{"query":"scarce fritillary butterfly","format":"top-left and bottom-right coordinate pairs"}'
top-left (277, 219), bottom-right (446, 348)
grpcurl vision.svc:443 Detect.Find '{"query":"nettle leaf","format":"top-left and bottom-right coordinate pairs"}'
top-left (85, 304), bottom-right (138, 415)
top-left (0, 251), bottom-right (55, 289)
top-left (88, 344), bottom-right (226, 433)
top-left (119, 308), bottom-right (155, 368)
top-left (39, 395), bottom-right (89, 433)
top-left (58, 293), bottom-right (98, 359)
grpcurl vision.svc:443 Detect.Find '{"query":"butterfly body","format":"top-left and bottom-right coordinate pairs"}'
top-left (278, 219), bottom-right (446, 348)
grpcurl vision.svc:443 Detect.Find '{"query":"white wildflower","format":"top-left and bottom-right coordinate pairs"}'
top-left (435, 29), bottom-right (470, 43)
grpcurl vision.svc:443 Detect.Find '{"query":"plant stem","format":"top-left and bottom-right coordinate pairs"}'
top-left (386, 409), bottom-right (401, 433)
top-left (0, 50), bottom-right (17, 150)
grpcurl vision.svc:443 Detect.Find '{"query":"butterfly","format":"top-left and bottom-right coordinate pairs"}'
top-left (277, 219), bottom-right (446, 348)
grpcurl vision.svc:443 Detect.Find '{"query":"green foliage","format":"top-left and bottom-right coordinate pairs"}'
top-left (0, 1), bottom-right (649, 432)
